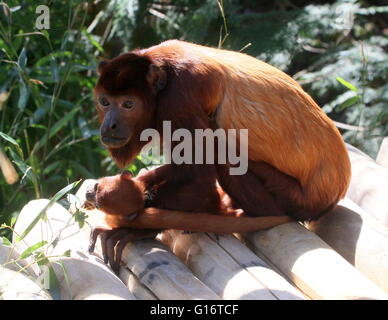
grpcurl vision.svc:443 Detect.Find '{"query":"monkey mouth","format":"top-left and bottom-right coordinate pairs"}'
top-left (82, 200), bottom-right (96, 210)
top-left (101, 136), bottom-right (129, 148)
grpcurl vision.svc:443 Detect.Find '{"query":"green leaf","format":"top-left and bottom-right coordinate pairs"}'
top-left (18, 180), bottom-right (81, 241)
top-left (50, 55), bottom-right (59, 83)
top-left (10, 159), bottom-right (34, 183)
top-left (336, 77), bottom-right (359, 92)
top-left (0, 131), bottom-right (23, 158)
top-left (33, 107), bottom-right (80, 152)
top-left (19, 241), bottom-right (48, 259)
top-left (15, 32), bottom-right (45, 38)
top-left (36, 252), bottom-right (49, 265)
top-left (0, 131), bottom-right (19, 147)
top-left (41, 30), bottom-right (50, 39)
top-left (82, 30), bottom-right (103, 52)
top-left (1, 236), bottom-right (12, 246)
top-left (17, 80), bottom-right (29, 110)
top-left (43, 160), bottom-right (62, 175)
top-left (73, 209), bottom-right (87, 229)
top-left (18, 47), bottom-right (27, 69)
top-left (48, 264), bottom-right (62, 300)
top-left (338, 95), bottom-right (360, 111)
top-left (69, 160), bottom-right (94, 178)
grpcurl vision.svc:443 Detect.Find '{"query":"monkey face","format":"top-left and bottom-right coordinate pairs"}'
top-left (94, 54), bottom-right (167, 166)
top-left (84, 171), bottom-right (144, 219)
top-left (95, 91), bottom-right (147, 149)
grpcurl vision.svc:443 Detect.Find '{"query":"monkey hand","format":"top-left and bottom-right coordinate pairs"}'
top-left (88, 226), bottom-right (157, 273)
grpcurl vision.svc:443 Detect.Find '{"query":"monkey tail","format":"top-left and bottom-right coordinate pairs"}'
top-left (118, 208), bottom-right (292, 233)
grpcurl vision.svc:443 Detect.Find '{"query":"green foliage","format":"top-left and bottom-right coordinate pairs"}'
top-left (0, 1), bottom-right (95, 230)
top-left (0, 1), bottom-right (147, 231)
top-left (0, 0), bottom-right (387, 230)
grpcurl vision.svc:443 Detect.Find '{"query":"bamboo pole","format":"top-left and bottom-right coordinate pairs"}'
top-left (75, 180), bottom-right (220, 300)
top-left (13, 199), bottom-right (136, 300)
top-left (0, 265), bottom-right (52, 300)
top-left (346, 144), bottom-right (388, 226)
top-left (159, 230), bottom-right (305, 299)
top-left (376, 137), bottom-right (388, 169)
top-left (119, 268), bottom-right (158, 300)
top-left (207, 233), bottom-right (307, 299)
top-left (246, 222), bottom-right (388, 300)
top-left (119, 238), bottom-right (220, 300)
top-left (308, 197), bottom-right (388, 293)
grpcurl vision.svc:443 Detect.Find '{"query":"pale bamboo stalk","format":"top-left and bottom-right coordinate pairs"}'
top-left (246, 222), bottom-right (388, 300)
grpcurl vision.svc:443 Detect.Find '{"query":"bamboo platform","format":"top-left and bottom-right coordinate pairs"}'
top-left (1, 142), bottom-right (388, 300)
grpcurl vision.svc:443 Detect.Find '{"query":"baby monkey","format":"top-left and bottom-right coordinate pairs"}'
top-left (84, 168), bottom-right (292, 272)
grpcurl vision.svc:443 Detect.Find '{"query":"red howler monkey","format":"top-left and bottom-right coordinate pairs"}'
top-left (92, 40), bottom-right (351, 268)
top-left (95, 40), bottom-right (351, 219)
top-left (85, 169), bottom-right (291, 271)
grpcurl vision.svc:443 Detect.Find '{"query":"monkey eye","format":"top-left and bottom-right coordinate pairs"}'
top-left (122, 100), bottom-right (134, 109)
top-left (99, 97), bottom-right (110, 107)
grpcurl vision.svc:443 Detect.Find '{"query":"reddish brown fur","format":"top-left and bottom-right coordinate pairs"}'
top-left (86, 170), bottom-right (291, 233)
top-left (94, 40), bottom-right (351, 223)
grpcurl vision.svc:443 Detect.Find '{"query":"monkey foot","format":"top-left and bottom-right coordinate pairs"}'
top-left (89, 227), bottom-right (157, 273)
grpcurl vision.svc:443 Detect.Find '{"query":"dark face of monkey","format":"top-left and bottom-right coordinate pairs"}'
top-left (94, 54), bottom-right (166, 150)
top-left (95, 90), bottom-right (148, 148)
top-left (85, 171), bottom-right (144, 218)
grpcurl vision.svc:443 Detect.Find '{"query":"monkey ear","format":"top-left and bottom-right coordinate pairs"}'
top-left (97, 60), bottom-right (108, 75)
top-left (121, 170), bottom-right (134, 180)
top-left (146, 64), bottom-right (166, 92)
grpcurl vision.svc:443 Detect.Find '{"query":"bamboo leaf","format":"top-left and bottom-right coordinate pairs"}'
top-left (336, 77), bottom-right (359, 92)
top-left (17, 80), bottom-right (29, 110)
top-left (0, 131), bottom-right (19, 147)
top-left (48, 264), bottom-right (62, 300)
top-left (82, 29), bottom-right (103, 52)
top-left (69, 160), bottom-right (94, 178)
top-left (51, 55), bottom-right (59, 83)
top-left (18, 180), bottom-right (81, 241)
top-left (0, 131), bottom-right (23, 158)
top-left (43, 160), bottom-right (62, 175)
top-left (1, 236), bottom-right (12, 246)
top-left (33, 107), bottom-right (80, 152)
top-left (18, 47), bottom-right (27, 69)
top-left (338, 95), bottom-right (360, 111)
top-left (19, 241), bottom-right (48, 259)
top-left (15, 32), bottom-right (45, 37)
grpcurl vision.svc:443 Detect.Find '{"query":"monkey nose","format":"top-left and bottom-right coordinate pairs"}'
top-left (85, 182), bottom-right (98, 202)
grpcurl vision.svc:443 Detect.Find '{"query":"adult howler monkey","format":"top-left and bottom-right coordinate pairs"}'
top-left (95, 40), bottom-right (350, 219)
top-left (92, 40), bottom-right (351, 268)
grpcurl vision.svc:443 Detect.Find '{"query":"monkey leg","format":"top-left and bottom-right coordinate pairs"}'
top-left (216, 163), bottom-right (287, 217)
top-left (247, 160), bottom-right (303, 204)
top-left (89, 227), bottom-right (158, 273)
top-left (247, 160), bottom-right (327, 220)
top-left (217, 161), bottom-right (319, 219)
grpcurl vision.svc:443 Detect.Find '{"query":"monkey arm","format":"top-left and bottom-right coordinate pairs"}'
top-left (88, 210), bottom-right (292, 273)
top-left (109, 208), bottom-right (292, 233)
top-left (87, 206), bottom-right (292, 272)
top-left (136, 164), bottom-right (175, 188)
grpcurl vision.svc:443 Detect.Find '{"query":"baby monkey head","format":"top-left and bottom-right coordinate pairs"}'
top-left (84, 171), bottom-right (144, 220)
